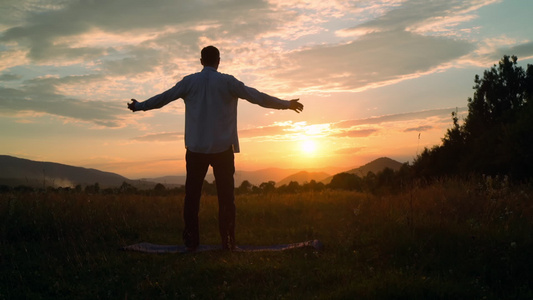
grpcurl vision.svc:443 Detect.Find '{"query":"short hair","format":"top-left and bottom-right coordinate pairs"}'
top-left (201, 46), bottom-right (220, 65)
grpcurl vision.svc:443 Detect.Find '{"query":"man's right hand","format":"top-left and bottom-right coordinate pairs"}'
top-left (128, 99), bottom-right (138, 112)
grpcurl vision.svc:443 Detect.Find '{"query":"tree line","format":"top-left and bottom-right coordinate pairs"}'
top-left (0, 169), bottom-right (407, 196)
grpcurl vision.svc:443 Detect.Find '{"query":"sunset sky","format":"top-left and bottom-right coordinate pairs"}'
top-left (1, 0), bottom-right (533, 179)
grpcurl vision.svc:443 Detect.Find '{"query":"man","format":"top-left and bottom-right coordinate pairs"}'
top-left (128, 46), bottom-right (303, 251)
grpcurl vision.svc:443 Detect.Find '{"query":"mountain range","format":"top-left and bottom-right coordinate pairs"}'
top-left (0, 155), bottom-right (157, 189)
top-left (0, 155), bottom-right (404, 189)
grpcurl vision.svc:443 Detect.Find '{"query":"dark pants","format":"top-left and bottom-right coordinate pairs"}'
top-left (183, 147), bottom-right (236, 249)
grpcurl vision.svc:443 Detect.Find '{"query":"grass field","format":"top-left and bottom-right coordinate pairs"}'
top-left (1, 179), bottom-right (532, 299)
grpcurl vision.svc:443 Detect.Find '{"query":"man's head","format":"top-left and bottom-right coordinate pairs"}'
top-left (201, 46), bottom-right (220, 69)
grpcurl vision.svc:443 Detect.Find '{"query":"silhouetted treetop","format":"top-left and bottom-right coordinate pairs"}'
top-left (466, 55), bottom-right (531, 136)
top-left (413, 55), bottom-right (533, 180)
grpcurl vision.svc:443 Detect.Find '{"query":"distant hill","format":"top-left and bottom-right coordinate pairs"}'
top-left (277, 171), bottom-right (331, 186)
top-left (321, 157), bottom-right (404, 184)
top-left (346, 157), bottom-right (404, 176)
top-left (0, 155), bottom-right (157, 189)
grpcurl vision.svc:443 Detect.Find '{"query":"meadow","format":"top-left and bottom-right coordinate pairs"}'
top-left (1, 178), bottom-right (532, 299)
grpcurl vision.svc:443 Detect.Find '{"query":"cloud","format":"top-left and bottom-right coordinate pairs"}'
top-left (485, 41), bottom-right (533, 62)
top-left (507, 41), bottom-right (533, 57)
top-left (404, 125), bottom-right (433, 132)
top-left (0, 49), bottom-right (29, 72)
top-left (239, 123), bottom-right (293, 138)
top-left (132, 132), bottom-right (183, 142)
top-left (266, 0), bottom-right (512, 93)
top-left (0, 82), bottom-right (124, 127)
top-left (332, 128), bottom-right (379, 138)
top-left (236, 107), bottom-right (464, 141)
top-left (272, 30), bottom-right (473, 93)
top-left (0, 0), bottom-right (286, 62)
top-left (341, 0), bottom-right (499, 37)
top-left (465, 36), bottom-right (533, 67)
top-left (0, 73), bottom-right (22, 81)
top-left (101, 46), bottom-right (163, 76)
top-left (333, 108), bottom-right (462, 129)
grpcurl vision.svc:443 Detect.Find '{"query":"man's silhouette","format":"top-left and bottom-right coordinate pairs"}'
top-left (128, 46), bottom-right (303, 251)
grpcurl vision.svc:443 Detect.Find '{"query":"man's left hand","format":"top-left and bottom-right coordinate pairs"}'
top-left (288, 99), bottom-right (303, 113)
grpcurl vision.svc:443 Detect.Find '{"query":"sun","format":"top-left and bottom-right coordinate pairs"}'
top-left (301, 139), bottom-right (317, 155)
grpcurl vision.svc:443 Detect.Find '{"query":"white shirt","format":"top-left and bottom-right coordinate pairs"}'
top-left (135, 67), bottom-right (290, 154)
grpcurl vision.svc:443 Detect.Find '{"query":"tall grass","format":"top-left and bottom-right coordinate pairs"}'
top-left (1, 179), bottom-right (532, 299)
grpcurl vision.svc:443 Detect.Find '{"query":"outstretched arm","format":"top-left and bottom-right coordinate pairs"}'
top-left (231, 78), bottom-right (304, 113)
top-left (127, 78), bottom-right (188, 113)
top-left (288, 99), bottom-right (303, 113)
